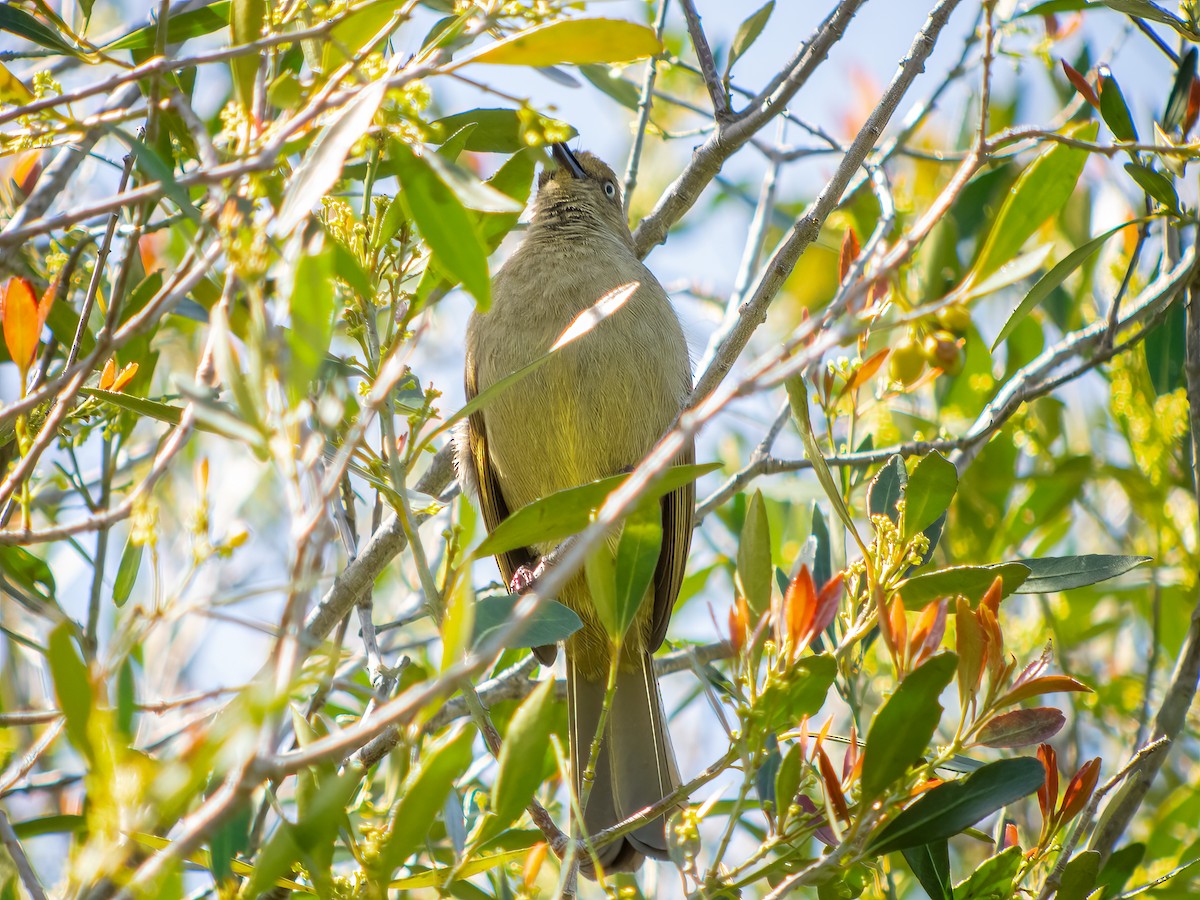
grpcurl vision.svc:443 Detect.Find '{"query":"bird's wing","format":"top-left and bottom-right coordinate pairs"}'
top-left (465, 351), bottom-right (556, 664)
top-left (464, 352), bottom-right (533, 588)
top-left (649, 438), bottom-right (695, 651)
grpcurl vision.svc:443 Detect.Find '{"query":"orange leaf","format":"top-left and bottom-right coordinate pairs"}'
top-left (1059, 757), bottom-right (1101, 823)
top-left (956, 596), bottom-right (985, 704)
top-left (2, 278), bottom-right (39, 377)
top-left (816, 745), bottom-right (849, 821)
top-left (783, 564), bottom-right (817, 653)
top-left (1037, 743), bottom-right (1058, 823)
top-left (1061, 59), bottom-right (1098, 108)
top-left (1003, 822), bottom-right (1020, 850)
top-left (910, 598), bottom-right (948, 667)
top-left (842, 348), bottom-right (890, 397)
top-left (980, 575), bottom-right (1004, 616)
top-left (838, 227), bottom-right (861, 283)
top-left (1187, 77), bottom-right (1200, 135)
top-left (812, 572), bottom-right (843, 639)
top-left (100, 357), bottom-right (117, 391)
top-left (111, 362), bottom-right (139, 393)
top-left (522, 842), bottom-right (548, 889)
top-left (998, 674), bottom-right (1092, 708)
top-left (728, 594), bottom-right (750, 655)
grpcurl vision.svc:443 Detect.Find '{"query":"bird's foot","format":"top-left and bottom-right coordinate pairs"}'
top-left (509, 559), bottom-right (546, 594)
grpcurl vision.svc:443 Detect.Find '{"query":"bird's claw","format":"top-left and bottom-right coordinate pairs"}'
top-left (509, 560), bottom-right (546, 594)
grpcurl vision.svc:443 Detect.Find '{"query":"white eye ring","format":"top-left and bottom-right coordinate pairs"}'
top-left (604, 181), bottom-right (617, 198)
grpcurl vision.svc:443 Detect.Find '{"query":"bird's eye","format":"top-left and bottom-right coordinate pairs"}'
top-left (604, 181), bottom-right (617, 198)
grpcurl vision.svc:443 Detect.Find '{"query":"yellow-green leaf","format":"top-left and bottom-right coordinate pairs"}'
top-left (460, 18), bottom-right (661, 68)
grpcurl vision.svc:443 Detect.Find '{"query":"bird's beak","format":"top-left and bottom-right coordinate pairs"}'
top-left (551, 143), bottom-right (587, 179)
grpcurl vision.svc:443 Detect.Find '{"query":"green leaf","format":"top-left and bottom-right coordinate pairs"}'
top-left (471, 593), bottom-right (582, 649)
top-left (474, 463), bottom-right (720, 558)
top-left (1163, 48), bottom-right (1197, 133)
top-left (390, 140), bottom-right (491, 309)
top-left (774, 742), bottom-right (804, 830)
top-left (726, 1), bottom-right (774, 76)
top-left (1100, 0), bottom-right (1191, 32)
top-left (0, 547), bottom-right (55, 602)
top-left (1124, 163), bottom-right (1180, 214)
top-left (584, 543), bottom-right (620, 643)
top-left (1012, 554), bottom-right (1150, 593)
top-left (1058, 851), bottom-right (1102, 900)
top-left (954, 846), bottom-right (1020, 900)
top-left (898, 564), bottom-right (1030, 608)
top-left (230, 0), bottom-right (266, 103)
top-left (578, 64), bottom-right (642, 110)
top-left (423, 151), bottom-right (523, 213)
top-left (903, 452), bottom-right (958, 541)
top-left (901, 841), bottom-right (952, 900)
top-left (811, 505), bottom-right (832, 591)
top-left (868, 757), bottom-right (1045, 854)
top-left (992, 218), bottom-right (1145, 351)
top-left (436, 123), bottom-right (478, 163)
top-left (460, 18), bottom-right (662, 67)
top-left (48, 623), bottom-right (92, 759)
top-left (103, 1), bottom-right (230, 51)
top-left (758, 654), bottom-right (838, 732)
top-left (441, 579), bottom-right (475, 671)
top-left (277, 79), bottom-right (387, 234)
top-left (0, 4), bottom-right (81, 54)
top-left (287, 240), bottom-right (336, 398)
top-left (975, 707), bottom-right (1065, 748)
top-left (1099, 69), bottom-right (1138, 142)
top-left (613, 501), bottom-right (663, 642)
top-left (970, 121), bottom-right (1096, 283)
top-left (321, 0), bottom-right (406, 71)
top-left (1144, 298), bottom-right (1186, 394)
top-left (861, 653), bottom-right (958, 800)
top-left (113, 129), bottom-right (199, 222)
top-left (960, 245), bottom-right (1053, 304)
top-left (113, 537), bottom-right (143, 608)
top-left (377, 725), bottom-right (476, 874)
top-left (489, 679), bottom-right (556, 833)
top-left (116, 656), bottom-right (136, 738)
top-left (430, 109), bottom-right (575, 153)
top-left (869, 455), bottom-right (907, 523)
top-left (737, 489), bottom-right (773, 616)
top-left (785, 377), bottom-right (866, 556)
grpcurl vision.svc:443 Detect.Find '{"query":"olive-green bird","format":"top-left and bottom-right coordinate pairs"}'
top-left (458, 144), bottom-right (694, 875)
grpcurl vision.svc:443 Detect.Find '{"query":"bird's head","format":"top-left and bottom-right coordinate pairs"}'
top-left (530, 144), bottom-right (633, 249)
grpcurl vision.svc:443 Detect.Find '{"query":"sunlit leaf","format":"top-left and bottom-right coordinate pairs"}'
top-left (459, 18), bottom-right (662, 68)
top-left (903, 451), bottom-right (958, 541)
top-left (726, 2), bottom-right (774, 76)
top-left (489, 679), bottom-right (556, 832)
top-left (1012, 554), bottom-right (1150, 593)
top-left (898, 564), bottom-right (1030, 608)
top-left (737, 489), bottom-right (773, 616)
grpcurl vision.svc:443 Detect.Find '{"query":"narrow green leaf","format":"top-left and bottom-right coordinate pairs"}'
top-left (471, 593), bottom-right (582, 649)
top-left (1012, 554), bottom-right (1150, 593)
top-left (1124, 163), bottom-right (1180, 213)
top-left (113, 537), bottom-right (143, 608)
top-left (287, 240), bottom-right (336, 398)
top-left (737, 489), bottom-right (773, 616)
top-left (774, 742), bottom-right (804, 830)
top-left (903, 452), bottom-right (958, 541)
top-left (898, 564), bottom-right (1030, 608)
top-left (811, 505), bottom-right (832, 591)
top-left (230, 0), bottom-right (266, 104)
top-left (0, 4), bottom-right (81, 54)
top-left (868, 455), bottom-right (906, 523)
top-left (436, 122), bottom-right (478, 163)
top-left (1100, 0), bottom-right (1190, 31)
top-left (321, 0), bottom-right (405, 71)
top-left (460, 18), bottom-right (662, 68)
top-left (116, 656), bottom-right (136, 738)
top-left (1163, 47), bottom-right (1197, 133)
top-left (970, 121), bottom-right (1097, 283)
top-left (614, 500), bottom-right (663, 641)
top-left (47, 623), bottom-right (92, 759)
top-left (390, 140), bottom-right (491, 309)
top-left (585, 545), bottom-right (619, 641)
top-left (441, 579), bottom-right (475, 671)
top-left (868, 757), bottom-right (1045, 854)
top-left (961, 245), bottom-right (1053, 302)
top-left (861, 653), bottom-right (958, 800)
top-left (113, 129), bottom-right (199, 221)
top-left (490, 679), bottom-right (557, 832)
top-left (377, 725), bottom-right (476, 874)
top-left (1099, 69), bottom-right (1138, 142)
top-left (902, 841), bottom-right (953, 900)
top-left (726, 1), bottom-right (774, 75)
top-left (474, 463), bottom-right (719, 558)
top-left (423, 151), bottom-right (523, 212)
top-left (578, 64), bottom-right (642, 110)
top-left (785, 377), bottom-right (867, 557)
top-left (992, 218), bottom-right (1145, 351)
top-left (430, 108), bottom-right (575, 153)
top-left (103, 1), bottom-right (230, 51)
top-left (277, 80), bottom-right (387, 234)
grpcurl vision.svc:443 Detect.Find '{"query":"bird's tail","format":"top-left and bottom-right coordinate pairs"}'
top-left (567, 649), bottom-right (680, 876)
